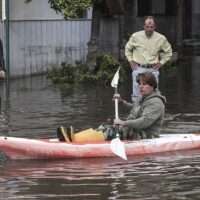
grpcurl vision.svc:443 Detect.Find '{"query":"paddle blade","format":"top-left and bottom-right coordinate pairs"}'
top-left (111, 67), bottom-right (120, 88)
top-left (110, 138), bottom-right (127, 160)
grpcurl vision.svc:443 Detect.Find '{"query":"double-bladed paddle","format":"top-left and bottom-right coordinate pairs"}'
top-left (110, 67), bottom-right (127, 160)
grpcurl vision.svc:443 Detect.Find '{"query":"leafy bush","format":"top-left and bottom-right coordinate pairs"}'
top-left (47, 54), bottom-right (129, 86)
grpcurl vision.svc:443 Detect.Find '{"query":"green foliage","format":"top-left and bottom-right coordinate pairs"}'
top-left (47, 63), bottom-right (76, 84)
top-left (47, 54), bottom-right (129, 86)
top-left (48, 0), bottom-right (93, 18)
top-left (94, 54), bottom-right (121, 84)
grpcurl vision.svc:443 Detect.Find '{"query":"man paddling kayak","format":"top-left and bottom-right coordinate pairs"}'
top-left (113, 72), bottom-right (166, 139)
top-left (57, 72), bottom-right (166, 142)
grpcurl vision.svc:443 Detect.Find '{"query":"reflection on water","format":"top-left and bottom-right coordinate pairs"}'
top-left (0, 76), bottom-right (124, 138)
top-left (160, 57), bottom-right (200, 114)
top-left (1, 57), bottom-right (200, 199)
top-left (1, 151), bottom-right (200, 200)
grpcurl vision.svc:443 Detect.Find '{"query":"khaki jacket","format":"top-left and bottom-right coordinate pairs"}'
top-left (122, 91), bottom-right (166, 139)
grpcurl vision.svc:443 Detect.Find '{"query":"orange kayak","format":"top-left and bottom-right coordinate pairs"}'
top-left (0, 134), bottom-right (200, 160)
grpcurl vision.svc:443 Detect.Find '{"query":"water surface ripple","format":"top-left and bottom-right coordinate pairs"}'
top-left (0, 65), bottom-right (200, 199)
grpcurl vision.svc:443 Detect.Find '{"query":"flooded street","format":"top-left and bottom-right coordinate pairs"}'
top-left (1, 58), bottom-right (200, 199)
top-left (1, 152), bottom-right (200, 200)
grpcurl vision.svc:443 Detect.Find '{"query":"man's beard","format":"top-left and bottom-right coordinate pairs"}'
top-left (145, 31), bottom-right (153, 37)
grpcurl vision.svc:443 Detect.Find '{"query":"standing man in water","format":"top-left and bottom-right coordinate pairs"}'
top-left (125, 16), bottom-right (172, 103)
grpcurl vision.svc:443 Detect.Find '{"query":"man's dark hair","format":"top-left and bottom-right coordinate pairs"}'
top-left (144, 16), bottom-right (156, 24)
top-left (137, 72), bottom-right (157, 89)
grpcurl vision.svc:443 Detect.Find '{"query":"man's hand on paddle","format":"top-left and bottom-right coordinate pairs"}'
top-left (114, 118), bottom-right (125, 126)
top-left (113, 93), bottom-right (120, 99)
top-left (113, 93), bottom-right (127, 104)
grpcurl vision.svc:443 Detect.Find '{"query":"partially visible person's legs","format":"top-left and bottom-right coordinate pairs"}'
top-left (149, 69), bottom-right (159, 84)
top-left (57, 126), bottom-right (106, 142)
top-left (148, 69), bottom-right (160, 92)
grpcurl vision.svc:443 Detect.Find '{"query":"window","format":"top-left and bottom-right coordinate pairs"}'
top-left (138, 0), bottom-right (177, 17)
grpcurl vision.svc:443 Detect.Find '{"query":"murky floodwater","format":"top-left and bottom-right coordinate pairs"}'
top-left (1, 58), bottom-right (200, 200)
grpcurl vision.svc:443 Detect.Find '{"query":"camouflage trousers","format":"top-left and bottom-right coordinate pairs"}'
top-left (97, 124), bottom-right (159, 140)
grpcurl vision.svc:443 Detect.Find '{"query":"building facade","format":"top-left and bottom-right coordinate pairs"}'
top-left (1, 0), bottom-right (92, 77)
top-left (1, 0), bottom-right (200, 77)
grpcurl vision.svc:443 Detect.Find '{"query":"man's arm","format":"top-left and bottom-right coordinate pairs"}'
top-left (114, 101), bottom-right (163, 129)
top-left (125, 35), bottom-right (138, 70)
top-left (125, 35), bottom-right (134, 62)
top-left (159, 38), bottom-right (173, 66)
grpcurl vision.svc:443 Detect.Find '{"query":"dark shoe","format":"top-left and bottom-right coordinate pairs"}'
top-left (105, 127), bottom-right (117, 140)
top-left (57, 126), bottom-right (71, 142)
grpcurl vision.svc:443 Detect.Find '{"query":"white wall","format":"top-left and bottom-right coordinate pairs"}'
top-left (8, 20), bottom-right (91, 77)
top-left (0, 0), bottom-right (93, 77)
